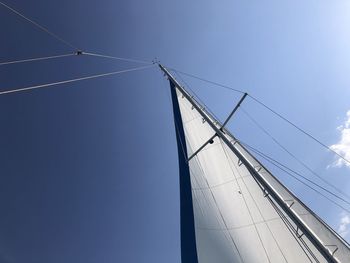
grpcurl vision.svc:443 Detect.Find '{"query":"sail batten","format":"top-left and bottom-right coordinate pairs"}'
top-left (160, 64), bottom-right (350, 262)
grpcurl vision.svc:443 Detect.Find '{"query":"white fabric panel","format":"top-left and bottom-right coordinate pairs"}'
top-left (175, 89), bottom-right (350, 262)
top-left (230, 141), bottom-right (350, 262)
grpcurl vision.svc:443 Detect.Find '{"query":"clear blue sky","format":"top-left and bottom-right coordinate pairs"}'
top-left (1, 0), bottom-right (350, 262)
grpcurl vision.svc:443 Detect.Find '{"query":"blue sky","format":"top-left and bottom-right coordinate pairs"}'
top-left (1, 0), bottom-right (350, 262)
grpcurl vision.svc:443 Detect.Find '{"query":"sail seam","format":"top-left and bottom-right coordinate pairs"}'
top-left (181, 105), bottom-right (229, 230)
top-left (190, 168), bottom-right (225, 231)
top-left (178, 108), bottom-right (244, 261)
top-left (267, 197), bottom-right (318, 263)
top-left (219, 138), bottom-right (273, 263)
top-left (183, 98), bottom-right (268, 262)
top-left (180, 106), bottom-right (244, 261)
top-left (196, 217), bottom-right (285, 231)
top-left (192, 175), bottom-right (250, 190)
top-left (191, 153), bottom-right (245, 263)
top-left (223, 143), bottom-right (289, 263)
top-left (244, 156), bottom-right (316, 263)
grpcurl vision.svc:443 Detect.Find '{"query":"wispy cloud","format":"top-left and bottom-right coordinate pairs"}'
top-left (338, 213), bottom-right (350, 238)
top-left (329, 110), bottom-right (350, 168)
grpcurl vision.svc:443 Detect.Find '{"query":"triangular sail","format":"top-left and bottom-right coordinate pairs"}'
top-left (163, 65), bottom-right (350, 263)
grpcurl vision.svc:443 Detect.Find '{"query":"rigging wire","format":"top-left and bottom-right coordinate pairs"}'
top-left (238, 140), bottom-right (350, 214)
top-left (240, 140), bottom-right (350, 207)
top-left (248, 95), bottom-right (350, 167)
top-left (0, 53), bottom-right (76, 66)
top-left (168, 67), bottom-right (246, 94)
top-left (240, 107), bottom-right (350, 201)
top-left (0, 1), bottom-right (79, 50)
top-left (0, 65), bottom-right (155, 96)
top-left (266, 195), bottom-right (317, 263)
top-left (167, 66), bottom-right (350, 167)
top-left (0, 2), bottom-right (155, 66)
top-left (83, 52), bottom-right (153, 65)
top-left (0, 50), bottom-right (154, 68)
top-left (2, 0), bottom-right (347, 168)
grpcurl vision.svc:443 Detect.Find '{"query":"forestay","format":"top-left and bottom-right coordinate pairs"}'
top-left (173, 83), bottom-right (350, 263)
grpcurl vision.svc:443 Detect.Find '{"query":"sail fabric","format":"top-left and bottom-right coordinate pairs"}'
top-left (174, 87), bottom-right (350, 263)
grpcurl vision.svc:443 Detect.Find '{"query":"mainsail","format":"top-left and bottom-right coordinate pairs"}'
top-left (160, 65), bottom-right (350, 263)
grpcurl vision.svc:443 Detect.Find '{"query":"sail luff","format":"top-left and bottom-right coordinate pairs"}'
top-left (159, 64), bottom-right (350, 262)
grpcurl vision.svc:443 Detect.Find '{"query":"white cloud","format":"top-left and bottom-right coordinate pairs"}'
top-left (338, 213), bottom-right (350, 238)
top-left (329, 110), bottom-right (350, 168)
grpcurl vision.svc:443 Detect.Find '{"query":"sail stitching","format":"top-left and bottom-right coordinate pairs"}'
top-left (192, 176), bottom-right (250, 190)
top-left (222, 143), bottom-right (289, 263)
top-left (233, 138), bottom-right (343, 262)
top-left (242, 156), bottom-right (316, 263)
top-left (190, 167), bottom-right (225, 231)
top-left (191, 154), bottom-right (245, 263)
top-left (174, 111), bottom-right (244, 262)
top-left (173, 92), bottom-right (235, 255)
top-left (267, 197), bottom-right (317, 263)
top-left (183, 115), bottom-right (202, 125)
top-left (178, 94), bottom-right (245, 262)
top-left (196, 216), bottom-right (284, 231)
top-left (219, 138), bottom-right (273, 263)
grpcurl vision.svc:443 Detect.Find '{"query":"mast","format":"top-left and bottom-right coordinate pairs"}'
top-left (159, 64), bottom-right (350, 262)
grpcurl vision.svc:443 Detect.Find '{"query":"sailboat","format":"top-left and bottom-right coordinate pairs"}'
top-left (1, 1), bottom-right (350, 261)
top-left (158, 65), bottom-right (350, 262)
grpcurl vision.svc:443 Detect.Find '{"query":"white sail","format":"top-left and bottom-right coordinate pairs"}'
top-left (174, 86), bottom-right (350, 263)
